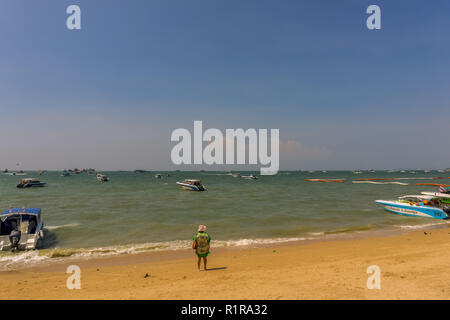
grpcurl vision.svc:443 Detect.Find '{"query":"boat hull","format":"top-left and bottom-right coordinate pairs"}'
top-left (176, 182), bottom-right (204, 191)
top-left (16, 182), bottom-right (46, 188)
top-left (375, 200), bottom-right (449, 219)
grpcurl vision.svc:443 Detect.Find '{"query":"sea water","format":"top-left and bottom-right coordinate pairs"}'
top-left (0, 170), bottom-right (448, 269)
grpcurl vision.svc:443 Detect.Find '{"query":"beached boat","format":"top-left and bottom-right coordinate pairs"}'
top-left (97, 174), bottom-right (109, 182)
top-left (375, 195), bottom-right (450, 219)
top-left (0, 207), bottom-right (44, 251)
top-left (16, 178), bottom-right (46, 188)
top-left (176, 179), bottom-right (205, 191)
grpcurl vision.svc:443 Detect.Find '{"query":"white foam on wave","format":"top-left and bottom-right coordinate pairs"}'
top-left (0, 236), bottom-right (318, 270)
top-left (45, 223), bottom-right (80, 230)
top-left (394, 220), bottom-right (450, 230)
top-left (0, 251), bottom-right (47, 270)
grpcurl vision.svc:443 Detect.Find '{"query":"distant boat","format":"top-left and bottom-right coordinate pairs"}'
top-left (231, 173), bottom-right (241, 178)
top-left (7, 170), bottom-right (26, 176)
top-left (176, 179), bottom-right (205, 191)
top-left (16, 178), bottom-right (46, 188)
top-left (96, 174), bottom-right (109, 182)
top-left (155, 174), bottom-right (162, 179)
top-left (134, 170), bottom-right (147, 173)
top-left (352, 171), bottom-right (363, 174)
top-left (61, 170), bottom-right (71, 177)
top-left (242, 174), bottom-right (258, 180)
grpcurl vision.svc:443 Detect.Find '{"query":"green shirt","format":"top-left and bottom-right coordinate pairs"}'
top-left (193, 232), bottom-right (211, 257)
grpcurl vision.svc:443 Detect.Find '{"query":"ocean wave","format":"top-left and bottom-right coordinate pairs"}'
top-left (45, 223), bottom-right (80, 230)
top-left (394, 221), bottom-right (450, 230)
top-left (0, 236), bottom-right (318, 271)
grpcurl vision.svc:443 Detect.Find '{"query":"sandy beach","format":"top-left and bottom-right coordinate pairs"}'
top-left (2, 226), bottom-right (450, 300)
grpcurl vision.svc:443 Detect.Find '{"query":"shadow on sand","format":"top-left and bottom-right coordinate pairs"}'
top-left (205, 267), bottom-right (227, 271)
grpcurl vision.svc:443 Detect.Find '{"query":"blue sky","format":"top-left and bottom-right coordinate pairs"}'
top-left (0, 0), bottom-right (449, 170)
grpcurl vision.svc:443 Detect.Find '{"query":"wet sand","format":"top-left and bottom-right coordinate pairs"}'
top-left (2, 227), bottom-right (450, 299)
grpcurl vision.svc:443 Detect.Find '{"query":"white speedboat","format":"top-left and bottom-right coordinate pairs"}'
top-left (0, 207), bottom-right (45, 251)
top-left (97, 174), bottom-right (109, 182)
top-left (176, 179), bottom-right (205, 191)
top-left (375, 195), bottom-right (450, 220)
top-left (6, 171), bottom-right (26, 176)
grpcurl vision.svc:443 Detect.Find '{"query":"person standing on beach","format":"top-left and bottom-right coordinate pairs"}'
top-left (193, 225), bottom-right (211, 271)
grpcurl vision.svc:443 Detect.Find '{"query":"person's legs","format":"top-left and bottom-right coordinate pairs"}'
top-left (197, 256), bottom-right (201, 270)
top-left (203, 257), bottom-right (207, 270)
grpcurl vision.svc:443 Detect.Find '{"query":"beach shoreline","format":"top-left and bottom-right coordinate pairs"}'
top-left (2, 224), bottom-right (450, 299)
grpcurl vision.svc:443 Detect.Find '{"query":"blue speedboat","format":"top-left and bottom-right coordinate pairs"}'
top-left (375, 195), bottom-right (450, 219)
top-left (176, 179), bottom-right (206, 191)
top-left (0, 208), bottom-right (45, 251)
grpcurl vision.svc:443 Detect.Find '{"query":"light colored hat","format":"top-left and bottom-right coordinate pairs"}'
top-left (198, 225), bottom-right (207, 232)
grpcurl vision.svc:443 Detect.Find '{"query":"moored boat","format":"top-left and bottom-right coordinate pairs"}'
top-left (97, 174), bottom-right (109, 182)
top-left (16, 178), bottom-right (46, 188)
top-left (0, 207), bottom-right (44, 251)
top-left (176, 179), bottom-right (205, 191)
top-left (61, 170), bottom-right (71, 177)
top-left (375, 195), bottom-right (450, 219)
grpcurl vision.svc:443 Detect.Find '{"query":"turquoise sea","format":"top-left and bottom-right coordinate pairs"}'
top-left (0, 170), bottom-right (449, 269)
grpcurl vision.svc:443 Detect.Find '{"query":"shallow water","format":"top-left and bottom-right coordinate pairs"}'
top-left (0, 170), bottom-right (448, 268)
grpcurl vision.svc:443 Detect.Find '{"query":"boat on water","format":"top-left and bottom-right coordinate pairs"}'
top-left (0, 207), bottom-right (44, 251)
top-left (97, 174), bottom-right (109, 182)
top-left (6, 170), bottom-right (26, 176)
top-left (242, 174), bottom-right (258, 180)
top-left (421, 190), bottom-right (450, 205)
top-left (155, 174), bottom-right (162, 179)
top-left (352, 171), bottom-right (363, 174)
top-left (61, 170), bottom-right (71, 177)
top-left (176, 179), bottom-right (206, 191)
top-left (16, 178), bottom-right (46, 188)
top-left (375, 194), bottom-right (450, 220)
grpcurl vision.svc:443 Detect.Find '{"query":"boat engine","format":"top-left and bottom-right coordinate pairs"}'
top-left (9, 229), bottom-right (21, 252)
